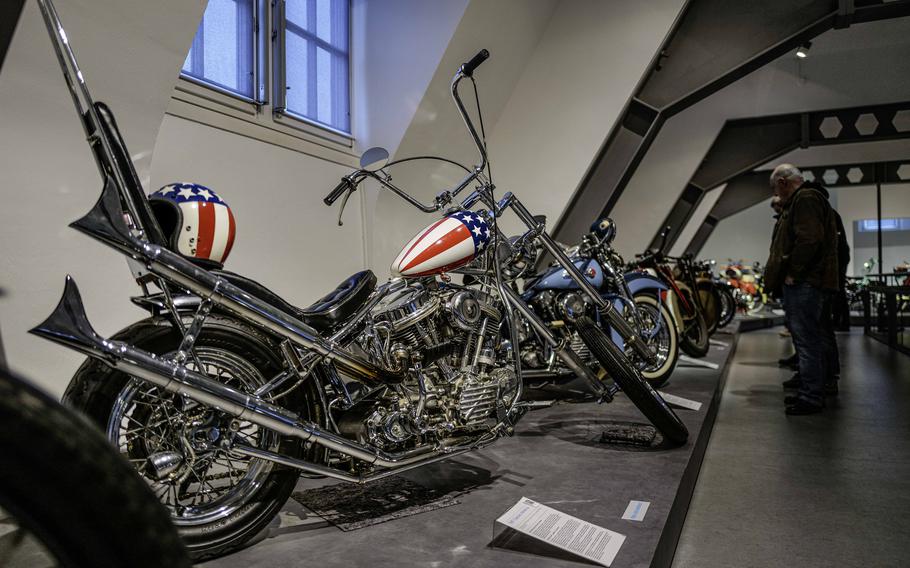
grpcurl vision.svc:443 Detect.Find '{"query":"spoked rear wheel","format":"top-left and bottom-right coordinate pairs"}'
top-left (575, 316), bottom-right (688, 445)
top-left (632, 294), bottom-right (678, 389)
top-left (64, 316), bottom-right (321, 561)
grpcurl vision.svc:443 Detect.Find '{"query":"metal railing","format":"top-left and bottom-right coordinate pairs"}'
top-left (863, 283), bottom-right (910, 356)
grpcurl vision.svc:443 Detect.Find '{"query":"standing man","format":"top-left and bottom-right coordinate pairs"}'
top-left (764, 164), bottom-right (840, 415)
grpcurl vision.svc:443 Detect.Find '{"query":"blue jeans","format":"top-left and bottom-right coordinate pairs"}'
top-left (783, 282), bottom-right (835, 406)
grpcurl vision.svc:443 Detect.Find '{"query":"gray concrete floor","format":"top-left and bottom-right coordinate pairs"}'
top-left (203, 335), bottom-right (737, 568)
top-left (673, 329), bottom-right (910, 568)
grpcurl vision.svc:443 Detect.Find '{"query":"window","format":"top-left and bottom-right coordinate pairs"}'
top-left (278, 0), bottom-right (351, 134)
top-left (179, 0), bottom-right (352, 139)
top-left (182, 0), bottom-right (256, 100)
top-left (857, 218), bottom-right (910, 232)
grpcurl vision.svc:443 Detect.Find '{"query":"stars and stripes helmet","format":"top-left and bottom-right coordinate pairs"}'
top-left (149, 183), bottom-right (236, 267)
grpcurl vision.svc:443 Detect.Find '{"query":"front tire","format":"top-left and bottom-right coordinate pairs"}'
top-left (63, 315), bottom-right (320, 561)
top-left (575, 316), bottom-right (688, 445)
top-left (0, 369), bottom-right (191, 568)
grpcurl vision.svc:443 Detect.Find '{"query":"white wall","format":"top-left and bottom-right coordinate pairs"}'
top-left (0, 0), bottom-right (205, 396)
top-left (699, 198), bottom-right (777, 267)
top-left (149, 116), bottom-right (366, 306)
top-left (698, 183), bottom-right (910, 277)
top-left (150, 0), bottom-right (470, 308)
top-left (832, 183), bottom-right (910, 276)
top-left (368, 0), bottom-right (685, 271)
top-left (610, 17), bottom-right (910, 260)
top-left (669, 184), bottom-right (724, 257)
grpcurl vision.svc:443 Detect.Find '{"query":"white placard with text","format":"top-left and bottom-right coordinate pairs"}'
top-left (496, 497), bottom-right (625, 567)
top-left (658, 391), bottom-right (703, 411)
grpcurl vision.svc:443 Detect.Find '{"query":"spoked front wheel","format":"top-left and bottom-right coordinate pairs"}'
top-left (575, 316), bottom-right (688, 445)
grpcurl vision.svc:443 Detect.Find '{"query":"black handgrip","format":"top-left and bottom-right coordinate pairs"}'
top-left (461, 49), bottom-right (490, 77)
top-left (324, 177), bottom-right (352, 205)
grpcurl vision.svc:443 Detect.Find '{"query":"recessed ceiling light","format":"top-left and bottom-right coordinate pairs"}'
top-left (796, 41), bottom-right (812, 59)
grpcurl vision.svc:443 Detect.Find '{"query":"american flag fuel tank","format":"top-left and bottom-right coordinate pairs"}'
top-left (392, 211), bottom-right (490, 278)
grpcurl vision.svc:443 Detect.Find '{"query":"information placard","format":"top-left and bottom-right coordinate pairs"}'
top-left (657, 391), bottom-right (703, 411)
top-left (496, 497), bottom-right (625, 567)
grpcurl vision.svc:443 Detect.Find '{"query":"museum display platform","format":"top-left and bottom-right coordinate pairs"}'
top-left (204, 325), bottom-right (743, 568)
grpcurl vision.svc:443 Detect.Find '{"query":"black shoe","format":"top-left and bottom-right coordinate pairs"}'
top-left (782, 374), bottom-right (802, 389)
top-left (786, 400), bottom-right (824, 415)
top-left (784, 395), bottom-right (799, 405)
top-left (778, 353), bottom-right (799, 369)
top-left (825, 381), bottom-right (839, 396)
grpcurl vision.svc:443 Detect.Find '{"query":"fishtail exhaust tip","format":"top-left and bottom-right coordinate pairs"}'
top-left (29, 275), bottom-right (104, 355)
top-left (68, 174), bottom-right (134, 250)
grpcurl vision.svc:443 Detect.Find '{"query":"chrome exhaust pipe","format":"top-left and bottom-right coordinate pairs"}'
top-left (69, 181), bottom-right (401, 385)
top-left (31, 277), bottom-right (444, 472)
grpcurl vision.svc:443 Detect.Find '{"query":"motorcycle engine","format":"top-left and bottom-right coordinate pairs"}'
top-left (346, 282), bottom-right (516, 449)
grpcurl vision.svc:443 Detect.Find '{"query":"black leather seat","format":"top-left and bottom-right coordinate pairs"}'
top-left (213, 269), bottom-right (377, 333)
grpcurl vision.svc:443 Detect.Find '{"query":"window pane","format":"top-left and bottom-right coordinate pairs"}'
top-left (181, 0), bottom-right (255, 99)
top-left (284, 0), bottom-right (349, 133)
top-left (285, 31), bottom-right (310, 118)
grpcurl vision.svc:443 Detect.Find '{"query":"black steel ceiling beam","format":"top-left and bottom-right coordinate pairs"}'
top-left (682, 157), bottom-right (910, 256)
top-left (552, 0), bottom-right (910, 245)
top-left (651, 100), bottom-right (910, 252)
top-left (0, 0), bottom-right (25, 74)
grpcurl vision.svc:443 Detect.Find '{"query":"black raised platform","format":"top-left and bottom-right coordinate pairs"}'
top-left (206, 326), bottom-right (742, 568)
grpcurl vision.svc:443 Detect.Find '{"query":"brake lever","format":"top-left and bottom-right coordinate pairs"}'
top-left (337, 187), bottom-right (353, 226)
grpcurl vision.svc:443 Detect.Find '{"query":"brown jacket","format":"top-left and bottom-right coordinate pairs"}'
top-left (764, 182), bottom-right (840, 294)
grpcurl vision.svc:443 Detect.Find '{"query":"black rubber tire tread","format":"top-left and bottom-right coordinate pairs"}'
top-left (632, 294), bottom-right (679, 389)
top-left (717, 288), bottom-right (736, 328)
top-left (679, 302), bottom-right (710, 358)
top-left (575, 316), bottom-right (688, 445)
top-left (62, 315), bottom-right (321, 562)
top-left (0, 369), bottom-right (191, 568)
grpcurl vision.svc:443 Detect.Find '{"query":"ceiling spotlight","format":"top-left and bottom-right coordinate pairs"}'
top-left (796, 42), bottom-right (812, 58)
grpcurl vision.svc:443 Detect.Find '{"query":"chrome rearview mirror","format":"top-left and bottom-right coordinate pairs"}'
top-left (360, 147), bottom-right (390, 172)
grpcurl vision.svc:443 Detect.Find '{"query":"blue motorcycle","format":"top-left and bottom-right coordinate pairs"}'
top-left (518, 218), bottom-right (679, 388)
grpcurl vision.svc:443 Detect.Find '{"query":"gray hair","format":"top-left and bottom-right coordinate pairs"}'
top-left (770, 163), bottom-right (803, 184)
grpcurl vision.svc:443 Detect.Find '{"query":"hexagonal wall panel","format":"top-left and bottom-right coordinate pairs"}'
top-left (823, 169), bottom-right (839, 185)
top-left (855, 113), bottom-right (879, 136)
top-left (898, 164), bottom-right (910, 181)
top-left (846, 167), bottom-right (863, 184)
top-left (803, 171), bottom-right (816, 182)
top-left (894, 110), bottom-right (910, 133)
top-left (818, 116), bottom-right (842, 139)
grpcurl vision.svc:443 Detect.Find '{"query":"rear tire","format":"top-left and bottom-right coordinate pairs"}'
top-left (679, 308), bottom-right (710, 358)
top-left (697, 282), bottom-right (721, 335)
top-left (717, 287), bottom-right (736, 328)
top-left (575, 316), bottom-right (688, 445)
top-left (632, 294), bottom-right (679, 389)
top-left (63, 315), bottom-right (321, 561)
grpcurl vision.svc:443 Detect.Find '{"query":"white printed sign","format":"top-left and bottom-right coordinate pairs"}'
top-left (621, 500), bottom-right (650, 521)
top-left (657, 391), bottom-right (703, 411)
top-left (496, 497), bottom-right (626, 567)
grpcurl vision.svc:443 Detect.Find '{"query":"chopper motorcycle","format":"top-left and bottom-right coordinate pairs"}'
top-left (519, 218), bottom-right (679, 388)
top-left (31, 1), bottom-right (686, 560)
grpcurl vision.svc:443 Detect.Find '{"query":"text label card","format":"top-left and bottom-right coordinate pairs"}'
top-left (657, 391), bottom-right (703, 411)
top-left (496, 497), bottom-right (625, 567)
top-left (621, 500), bottom-right (650, 521)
